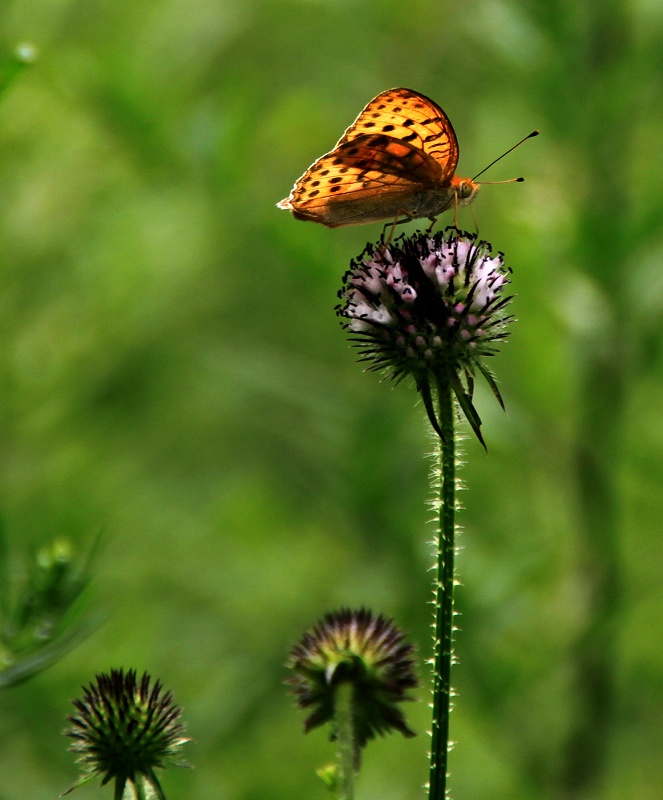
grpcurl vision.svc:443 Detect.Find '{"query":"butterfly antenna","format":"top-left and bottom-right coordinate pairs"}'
top-left (472, 130), bottom-right (539, 181)
top-left (478, 177), bottom-right (524, 185)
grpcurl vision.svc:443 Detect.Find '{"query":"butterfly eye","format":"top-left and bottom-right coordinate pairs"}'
top-left (457, 179), bottom-right (479, 201)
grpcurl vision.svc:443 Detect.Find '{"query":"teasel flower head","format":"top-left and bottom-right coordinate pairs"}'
top-left (63, 669), bottom-right (190, 799)
top-left (337, 229), bottom-right (514, 447)
top-left (286, 608), bottom-right (418, 769)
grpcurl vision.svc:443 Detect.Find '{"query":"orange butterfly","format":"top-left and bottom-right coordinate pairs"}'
top-left (277, 87), bottom-right (480, 228)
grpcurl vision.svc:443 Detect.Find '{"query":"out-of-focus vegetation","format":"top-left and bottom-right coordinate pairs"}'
top-left (0, 1), bottom-right (661, 798)
top-left (0, 530), bottom-right (98, 687)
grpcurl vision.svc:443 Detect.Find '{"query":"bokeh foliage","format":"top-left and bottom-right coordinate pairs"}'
top-left (0, 0), bottom-right (662, 798)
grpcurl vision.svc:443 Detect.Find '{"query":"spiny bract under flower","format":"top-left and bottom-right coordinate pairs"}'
top-left (63, 668), bottom-right (190, 797)
top-left (286, 608), bottom-right (418, 750)
top-left (336, 228), bottom-right (514, 445)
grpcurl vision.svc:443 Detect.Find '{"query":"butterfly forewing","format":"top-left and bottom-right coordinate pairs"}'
top-left (335, 88), bottom-right (458, 181)
top-left (334, 134), bottom-right (442, 183)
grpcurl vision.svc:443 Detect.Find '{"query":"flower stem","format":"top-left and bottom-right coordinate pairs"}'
top-left (334, 681), bottom-right (356, 800)
top-left (133, 776), bottom-right (149, 800)
top-left (428, 377), bottom-right (456, 800)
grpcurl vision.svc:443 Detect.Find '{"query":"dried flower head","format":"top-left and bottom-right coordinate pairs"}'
top-left (286, 608), bottom-right (418, 753)
top-left (63, 669), bottom-right (190, 798)
top-left (337, 229), bottom-right (514, 446)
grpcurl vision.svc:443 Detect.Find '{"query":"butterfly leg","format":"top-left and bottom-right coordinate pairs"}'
top-left (381, 218), bottom-right (396, 243)
top-left (382, 211), bottom-right (419, 245)
top-left (425, 216), bottom-right (439, 235)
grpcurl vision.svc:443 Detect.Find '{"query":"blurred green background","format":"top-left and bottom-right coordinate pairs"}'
top-left (1, 0), bottom-right (662, 798)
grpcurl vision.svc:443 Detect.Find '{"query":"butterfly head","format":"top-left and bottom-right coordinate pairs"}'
top-left (452, 176), bottom-right (480, 207)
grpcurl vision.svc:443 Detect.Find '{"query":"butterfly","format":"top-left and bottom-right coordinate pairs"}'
top-left (277, 87), bottom-right (480, 228)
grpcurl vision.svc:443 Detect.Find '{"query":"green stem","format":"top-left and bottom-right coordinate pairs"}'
top-left (145, 769), bottom-right (168, 800)
top-left (134, 776), bottom-right (149, 800)
top-left (335, 681), bottom-right (356, 800)
top-left (428, 377), bottom-right (456, 800)
top-left (122, 773), bottom-right (165, 800)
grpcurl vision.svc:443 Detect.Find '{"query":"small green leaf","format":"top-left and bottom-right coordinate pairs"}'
top-left (316, 763), bottom-right (339, 792)
top-left (0, 43), bottom-right (37, 99)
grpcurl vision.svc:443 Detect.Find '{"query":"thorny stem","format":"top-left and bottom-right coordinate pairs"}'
top-left (428, 376), bottom-right (456, 800)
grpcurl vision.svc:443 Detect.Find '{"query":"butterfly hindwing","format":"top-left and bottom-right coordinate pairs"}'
top-left (287, 133), bottom-right (443, 209)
